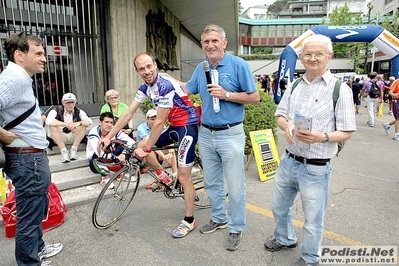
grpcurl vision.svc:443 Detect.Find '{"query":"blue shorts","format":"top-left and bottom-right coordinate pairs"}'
top-left (155, 124), bottom-right (198, 167)
top-left (393, 100), bottom-right (399, 120)
top-left (353, 97), bottom-right (361, 106)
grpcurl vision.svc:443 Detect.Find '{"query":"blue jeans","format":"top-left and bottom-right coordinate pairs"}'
top-left (4, 150), bottom-right (50, 266)
top-left (272, 152), bottom-right (331, 263)
top-left (198, 124), bottom-right (246, 233)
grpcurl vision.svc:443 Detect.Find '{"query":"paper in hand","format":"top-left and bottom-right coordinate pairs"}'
top-left (294, 113), bottom-right (313, 149)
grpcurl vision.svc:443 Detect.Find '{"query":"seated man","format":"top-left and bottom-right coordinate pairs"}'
top-left (46, 93), bottom-right (92, 162)
top-left (86, 112), bottom-right (135, 185)
top-left (137, 109), bottom-right (178, 190)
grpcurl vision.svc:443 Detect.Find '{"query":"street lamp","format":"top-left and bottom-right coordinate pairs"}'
top-left (363, 2), bottom-right (373, 73)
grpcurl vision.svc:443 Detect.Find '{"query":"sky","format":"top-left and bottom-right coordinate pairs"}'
top-left (240, 0), bottom-right (276, 12)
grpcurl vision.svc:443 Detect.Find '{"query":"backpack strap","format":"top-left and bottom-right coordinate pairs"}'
top-left (290, 77), bottom-right (303, 93)
top-left (332, 79), bottom-right (342, 109)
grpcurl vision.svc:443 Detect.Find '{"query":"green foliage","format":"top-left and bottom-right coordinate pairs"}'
top-left (240, 54), bottom-right (279, 61)
top-left (267, 0), bottom-right (289, 16)
top-left (243, 89), bottom-right (277, 155)
top-left (139, 98), bottom-right (153, 116)
top-left (379, 10), bottom-right (399, 36)
top-left (252, 47), bottom-right (273, 54)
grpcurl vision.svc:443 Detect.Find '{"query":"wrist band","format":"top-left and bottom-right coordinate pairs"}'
top-left (142, 146), bottom-right (151, 153)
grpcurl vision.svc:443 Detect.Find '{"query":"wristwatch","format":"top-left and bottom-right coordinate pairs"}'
top-left (322, 133), bottom-right (329, 143)
top-left (225, 92), bottom-right (230, 101)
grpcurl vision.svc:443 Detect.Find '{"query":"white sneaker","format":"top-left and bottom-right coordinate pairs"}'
top-left (60, 149), bottom-right (70, 163)
top-left (393, 133), bottom-right (399, 141)
top-left (100, 176), bottom-right (115, 189)
top-left (382, 123), bottom-right (391, 135)
top-left (69, 146), bottom-right (78, 160)
top-left (38, 242), bottom-right (63, 260)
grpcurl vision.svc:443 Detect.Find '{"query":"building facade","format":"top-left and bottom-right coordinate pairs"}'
top-left (0, 0), bottom-right (238, 114)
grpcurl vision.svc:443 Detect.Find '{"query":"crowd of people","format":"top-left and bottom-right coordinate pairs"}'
top-left (344, 72), bottom-right (399, 141)
top-left (1, 25), bottom-right (399, 266)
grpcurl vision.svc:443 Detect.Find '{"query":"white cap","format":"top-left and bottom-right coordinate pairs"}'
top-left (146, 109), bottom-right (157, 118)
top-left (62, 93), bottom-right (77, 103)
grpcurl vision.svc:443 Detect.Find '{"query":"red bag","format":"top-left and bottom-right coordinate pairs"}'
top-left (0, 182), bottom-right (68, 238)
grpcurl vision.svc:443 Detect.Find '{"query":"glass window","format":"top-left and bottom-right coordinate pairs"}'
top-left (277, 25), bottom-right (284, 37)
top-left (252, 26), bottom-right (260, 37)
top-left (294, 25), bottom-right (302, 36)
top-left (260, 26), bottom-right (267, 37)
top-left (268, 26), bottom-right (276, 37)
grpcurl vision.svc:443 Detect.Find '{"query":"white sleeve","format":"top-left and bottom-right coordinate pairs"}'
top-left (45, 109), bottom-right (57, 126)
top-left (79, 109), bottom-right (92, 125)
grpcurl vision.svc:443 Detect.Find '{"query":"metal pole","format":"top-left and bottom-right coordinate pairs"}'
top-left (363, 2), bottom-right (373, 73)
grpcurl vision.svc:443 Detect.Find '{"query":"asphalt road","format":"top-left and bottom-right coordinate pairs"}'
top-left (1, 102), bottom-right (398, 266)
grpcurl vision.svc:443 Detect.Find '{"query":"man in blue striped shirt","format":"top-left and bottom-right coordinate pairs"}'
top-left (0, 32), bottom-right (63, 266)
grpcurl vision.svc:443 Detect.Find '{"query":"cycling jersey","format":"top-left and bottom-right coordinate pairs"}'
top-left (135, 74), bottom-right (200, 126)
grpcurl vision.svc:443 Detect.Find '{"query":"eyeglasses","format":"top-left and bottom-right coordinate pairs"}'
top-left (109, 96), bottom-right (118, 100)
top-left (302, 52), bottom-right (329, 59)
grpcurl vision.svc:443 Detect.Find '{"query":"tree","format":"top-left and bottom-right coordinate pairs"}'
top-left (322, 3), bottom-right (367, 73)
top-left (267, 0), bottom-right (288, 17)
top-left (379, 10), bottom-right (399, 36)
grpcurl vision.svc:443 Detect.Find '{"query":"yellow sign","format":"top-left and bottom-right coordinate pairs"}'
top-left (249, 129), bottom-right (280, 182)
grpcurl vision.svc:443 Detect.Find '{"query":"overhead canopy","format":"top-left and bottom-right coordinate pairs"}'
top-left (160, 0), bottom-right (239, 54)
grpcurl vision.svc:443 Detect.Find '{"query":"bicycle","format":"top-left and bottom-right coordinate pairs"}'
top-left (91, 140), bottom-right (209, 229)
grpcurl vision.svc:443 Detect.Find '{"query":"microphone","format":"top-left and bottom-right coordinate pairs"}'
top-left (202, 61), bottom-right (212, 84)
top-left (202, 61), bottom-right (220, 113)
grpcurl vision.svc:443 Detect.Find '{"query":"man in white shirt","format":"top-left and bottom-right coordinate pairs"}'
top-left (86, 112), bottom-right (134, 185)
top-left (46, 93), bottom-right (92, 162)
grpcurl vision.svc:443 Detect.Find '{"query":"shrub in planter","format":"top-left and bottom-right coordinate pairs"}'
top-left (243, 90), bottom-right (277, 155)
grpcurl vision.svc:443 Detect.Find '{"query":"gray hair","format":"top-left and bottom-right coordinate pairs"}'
top-left (299, 34), bottom-right (333, 54)
top-left (104, 89), bottom-right (119, 102)
top-left (201, 24), bottom-right (226, 41)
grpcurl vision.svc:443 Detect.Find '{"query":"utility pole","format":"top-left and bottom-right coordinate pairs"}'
top-left (363, 2), bottom-right (373, 73)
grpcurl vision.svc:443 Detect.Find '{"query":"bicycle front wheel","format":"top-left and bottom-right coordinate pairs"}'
top-left (92, 165), bottom-right (140, 229)
top-left (192, 176), bottom-right (211, 209)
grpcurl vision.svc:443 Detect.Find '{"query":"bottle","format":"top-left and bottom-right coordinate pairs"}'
top-left (156, 170), bottom-right (172, 186)
top-left (0, 173), bottom-right (6, 204)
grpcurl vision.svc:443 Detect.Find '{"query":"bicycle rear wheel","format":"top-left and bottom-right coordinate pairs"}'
top-left (92, 165), bottom-right (140, 229)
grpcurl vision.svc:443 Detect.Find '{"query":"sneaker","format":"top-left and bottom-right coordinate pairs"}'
top-left (367, 122), bottom-right (374, 127)
top-left (100, 176), bottom-right (115, 189)
top-left (41, 260), bottom-right (52, 266)
top-left (264, 238), bottom-right (298, 252)
top-left (172, 219), bottom-right (197, 238)
top-left (389, 111), bottom-right (393, 116)
top-left (60, 149), bottom-right (70, 163)
top-left (38, 242), bottom-right (63, 260)
top-left (393, 133), bottom-right (399, 141)
top-left (69, 146), bottom-right (78, 160)
top-left (293, 257), bottom-right (319, 266)
top-left (382, 123), bottom-right (391, 135)
top-left (226, 232), bottom-right (242, 251)
top-left (200, 220), bottom-right (228, 234)
top-left (146, 181), bottom-right (160, 190)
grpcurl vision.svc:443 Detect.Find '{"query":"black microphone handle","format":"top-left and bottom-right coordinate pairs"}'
top-left (205, 71), bottom-right (212, 84)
